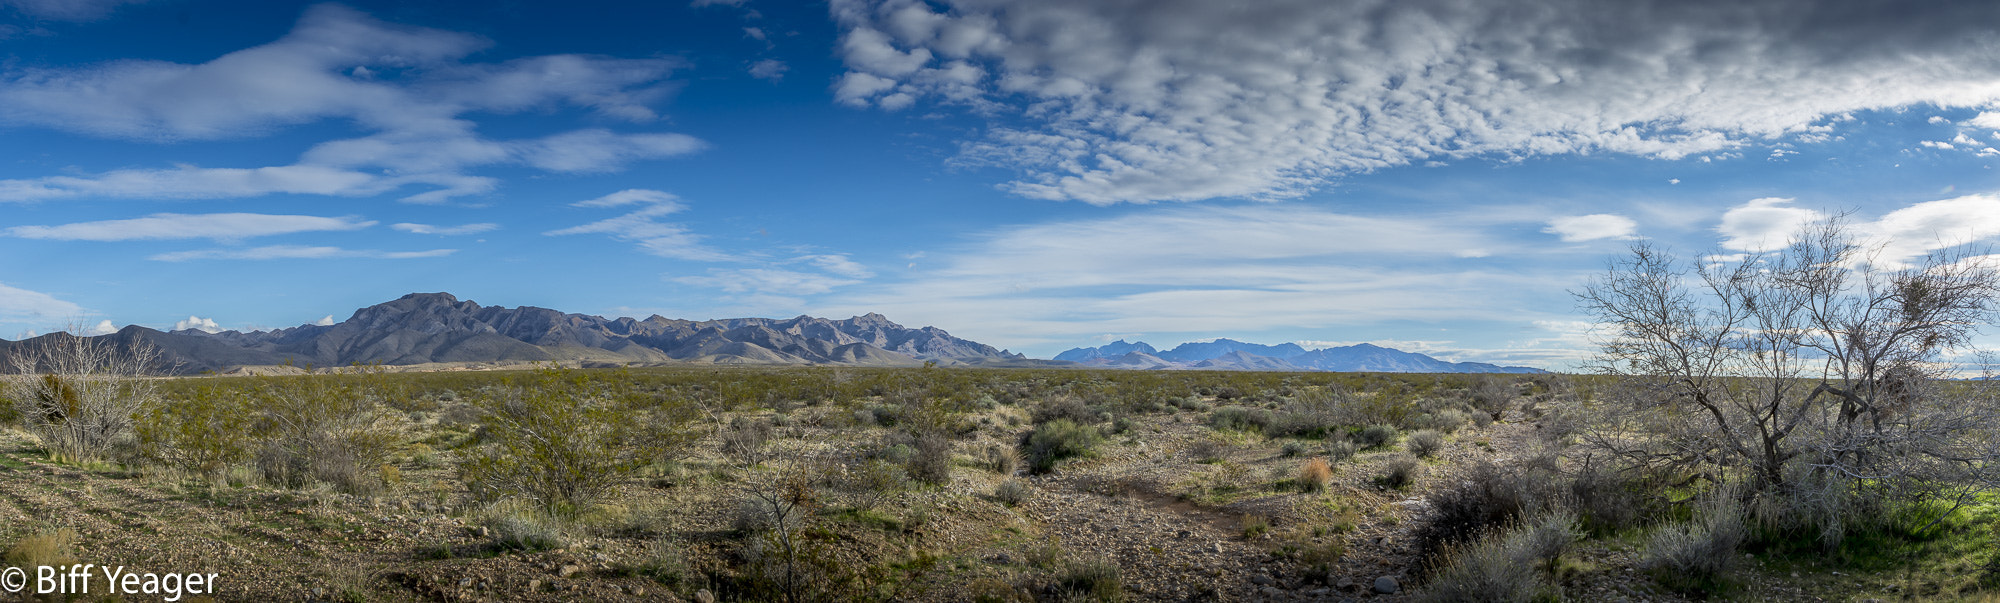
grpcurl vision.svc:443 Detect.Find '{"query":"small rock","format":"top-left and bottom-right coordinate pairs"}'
top-left (1212, 542), bottom-right (1225, 553)
top-left (695, 588), bottom-right (717, 603)
top-left (1251, 574), bottom-right (1274, 586)
top-left (1336, 577), bottom-right (1356, 591)
top-left (458, 577), bottom-right (474, 588)
top-left (528, 579), bottom-right (542, 591)
top-left (1176, 530), bottom-right (1192, 539)
top-left (312, 587), bottom-right (328, 597)
top-left (1261, 586), bottom-right (1284, 597)
top-left (559, 564), bottom-right (583, 578)
top-left (1372, 576), bottom-right (1400, 594)
top-left (632, 586), bottom-right (645, 596)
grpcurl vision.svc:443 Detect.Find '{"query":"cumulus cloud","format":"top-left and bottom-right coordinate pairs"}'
top-left (81, 320), bottom-right (117, 336)
top-left (1544, 214), bottom-right (1639, 243)
top-left (546, 190), bottom-right (732, 261)
top-left (7, 213), bottom-right (374, 241)
top-left (0, 5), bottom-right (700, 203)
top-left (149, 245), bottom-right (456, 261)
top-left (0, 282), bottom-right (83, 323)
top-left (830, 0), bottom-right (2000, 204)
top-left (314, 315), bottom-right (336, 326)
top-left (174, 316), bottom-right (223, 333)
top-left (391, 222), bottom-right (498, 235)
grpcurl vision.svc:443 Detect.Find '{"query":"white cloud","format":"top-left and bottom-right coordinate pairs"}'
top-left (1, 0), bottom-right (144, 21)
top-left (1971, 112), bottom-right (2000, 129)
top-left (749, 59), bottom-right (788, 81)
top-left (0, 5), bottom-right (699, 203)
top-left (691, 0), bottom-right (748, 6)
top-left (831, 0), bottom-right (2000, 204)
top-left (1930, 116), bottom-right (1951, 124)
top-left (0, 282), bottom-right (82, 322)
top-left (149, 245), bottom-right (456, 261)
top-left (391, 222), bottom-right (498, 236)
top-left (81, 320), bottom-right (117, 336)
top-left (7, 213), bottom-right (373, 241)
top-left (1717, 197), bottom-right (1823, 252)
top-left (174, 316), bottom-right (222, 333)
top-left (1922, 140), bottom-right (1955, 150)
top-left (816, 204), bottom-right (1553, 347)
top-left (1543, 214), bottom-right (1638, 243)
top-left (797, 254), bottom-right (873, 279)
top-left (546, 192), bottom-right (732, 261)
top-left (314, 315), bottom-right (336, 326)
top-left (675, 268), bottom-right (863, 295)
top-left (744, 27), bottom-right (767, 41)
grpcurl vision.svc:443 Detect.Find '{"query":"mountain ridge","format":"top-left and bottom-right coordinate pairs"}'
top-left (1055, 338), bottom-right (1546, 374)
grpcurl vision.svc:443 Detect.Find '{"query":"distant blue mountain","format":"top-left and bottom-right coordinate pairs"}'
top-left (1156, 338), bottom-right (1308, 362)
top-left (1054, 339), bottom-right (1158, 362)
top-left (1053, 339), bottom-right (1546, 374)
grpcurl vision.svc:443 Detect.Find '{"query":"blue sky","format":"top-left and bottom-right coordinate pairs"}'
top-left (4, 0), bottom-right (2000, 369)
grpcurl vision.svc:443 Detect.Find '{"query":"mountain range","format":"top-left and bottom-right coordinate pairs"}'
top-left (0, 293), bottom-right (1037, 374)
top-left (1055, 339), bottom-right (1546, 374)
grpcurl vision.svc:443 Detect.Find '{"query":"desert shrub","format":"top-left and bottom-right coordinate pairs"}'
top-left (1641, 494), bottom-right (1745, 595)
top-left (1414, 458), bottom-right (1565, 568)
top-left (1188, 438), bottom-right (1228, 463)
top-left (3, 334), bottom-right (161, 463)
top-left (1469, 410), bottom-right (1495, 428)
top-left (1023, 419), bottom-right (1101, 474)
top-left (985, 444), bottom-right (1021, 475)
top-left (1034, 395), bottom-right (1103, 425)
top-left (1429, 410), bottom-right (1469, 434)
top-left (1324, 438), bottom-right (1358, 463)
top-left (1405, 429), bottom-right (1445, 458)
top-left (1467, 376), bottom-right (1514, 421)
top-left (250, 376), bottom-right (403, 494)
top-left (1054, 558), bottom-right (1124, 602)
top-left (460, 368), bottom-right (699, 517)
top-left (1357, 424), bottom-right (1399, 448)
top-left (1241, 514), bottom-right (1270, 538)
top-left (1297, 458), bottom-right (1332, 492)
top-left (908, 431), bottom-right (953, 485)
top-left (1569, 463), bottom-right (1652, 534)
top-left (1207, 406), bottom-right (1268, 433)
top-left (479, 501), bottom-right (573, 551)
top-left (137, 383), bottom-right (255, 478)
top-left (1418, 512), bottom-right (1578, 603)
top-left (994, 478), bottom-right (1030, 507)
top-left (4, 526), bottom-right (77, 570)
top-left (1280, 441), bottom-right (1308, 457)
top-left (720, 416), bottom-right (774, 467)
top-left (1376, 453), bottom-right (1421, 489)
top-left (845, 459), bottom-right (908, 511)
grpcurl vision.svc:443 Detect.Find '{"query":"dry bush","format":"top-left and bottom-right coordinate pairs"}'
top-left (1023, 419), bottom-right (1101, 474)
top-left (3, 333), bottom-right (161, 463)
top-left (1467, 376), bottom-right (1515, 422)
top-left (985, 443), bottom-right (1021, 475)
top-left (1418, 511), bottom-right (1577, 602)
top-left (720, 416), bottom-right (774, 467)
top-left (1033, 394), bottom-right (1103, 425)
top-left (1357, 424), bottom-right (1399, 449)
top-left (1414, 458), bottom-right (1564, 569)
top-left (994, 478), bottom-right (1030, 507)
top-left (1406, 429), bottom-right (1445, 458)
top-left (1324, 437), bottom-right (1358, 463)
top-left (907, 431), bottom-right (953, 485)
top-left (1297, 458), bottom-right (1332, 492)
top-left (1376, 453), bottom-right (1420, 488)
top-left (4, 527), bottom-right (77, 569)
top-left (250, 376), bottom-right (404, 495)
top-left (1641, 493), bottom-right (1745, 595)
top-left (844, 459), bottom-right (908, 512)
top-left (1053, 557), bottom-right (1124, 602)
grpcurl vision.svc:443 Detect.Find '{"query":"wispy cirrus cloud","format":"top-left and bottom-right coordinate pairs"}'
top-left (391, 222), bottom-right (498, 236)
top-left (149, 245), bottom-right (455, 262)
top-left (546, 189), bottom-right (733, 262)
top-left (831, 0), bottom-right (2000, 204)
top-left (0, 4), bottom-right (701, 204)
top-left (0, 281), bottom-right (83, 323)
top-left (1544, 214), bottom-right (1639, 243)
top-left (7, 213), bottom-right (374, 241)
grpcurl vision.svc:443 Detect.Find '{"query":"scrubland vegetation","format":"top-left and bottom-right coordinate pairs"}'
top-left (1, 223), bottom-right (1997, 601)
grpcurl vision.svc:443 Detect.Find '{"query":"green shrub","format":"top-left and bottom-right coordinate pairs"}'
top-left (480, 502), bottom-right (572, 551)
top-left (1642, 494), bottom-right (1745, 595)
top-left (1406, 429), bottom-right (1444, 458)
top-left (1023, 419), bottom-right (1102, 474)
top-left (1054, 557), bottom-right (1124, 602)
top-left (249, 375), bottom-right (403, 494)
top-left (137, 383), bottom-right (255, 478)
top-left (1357, 424), bottom-right (1399, 448)
top-left (1376, 453), bottom-right (1420, 489)
top-left (846, 459), bottom-right (908, 511)
top-left (1418, 512), bottom-right (1577, 602)
top-left (459, 368), bottom-right (699, 517)
top-left (1325, 438), bottom-right (1358, 462)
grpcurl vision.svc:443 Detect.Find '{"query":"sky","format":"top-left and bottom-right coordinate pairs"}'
top-left (5, 0), bottom-right (2000, 370)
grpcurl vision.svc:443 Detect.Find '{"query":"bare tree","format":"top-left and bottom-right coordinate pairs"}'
top-left (3, 330), bottom-right (162, 463)
top-left (1576, 218), bottom-right (2000, 542)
